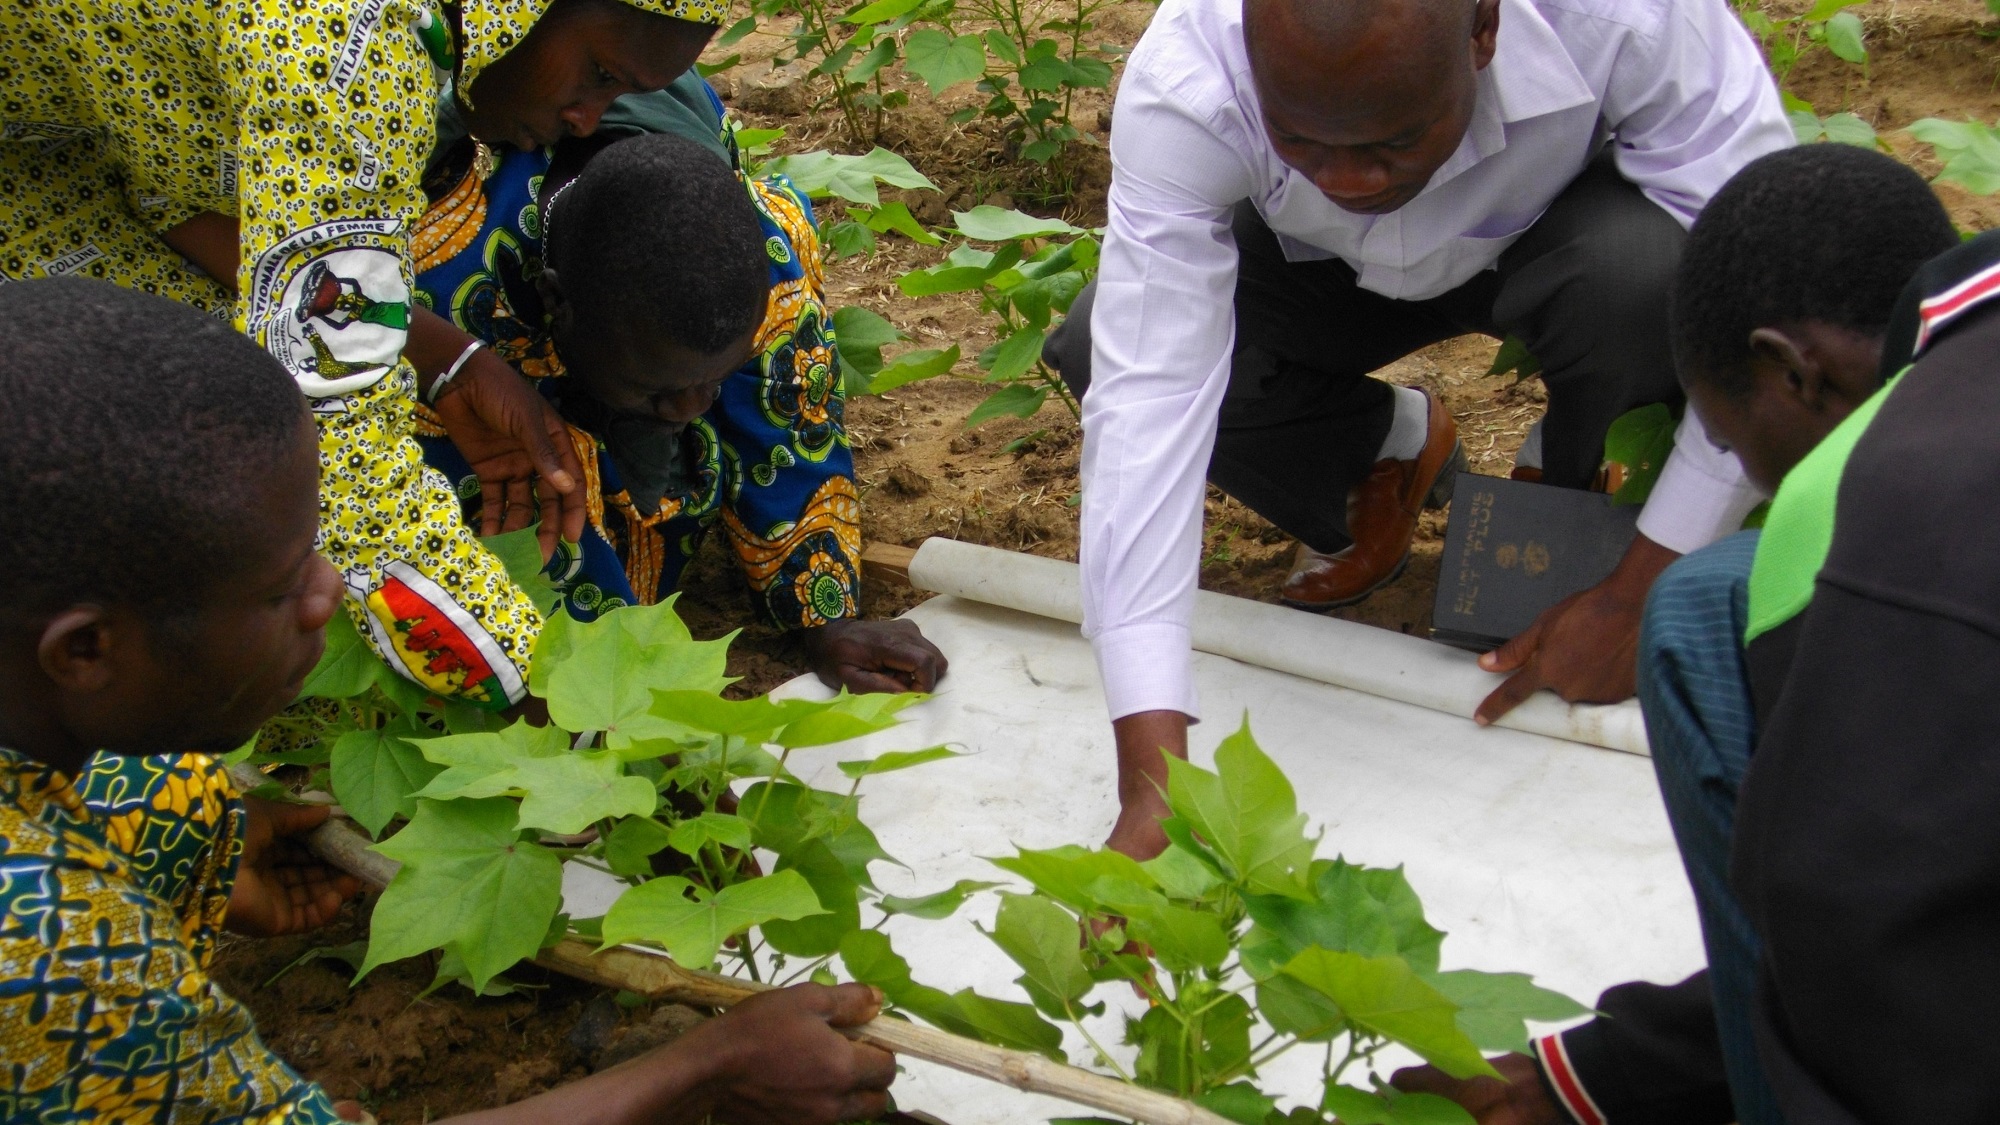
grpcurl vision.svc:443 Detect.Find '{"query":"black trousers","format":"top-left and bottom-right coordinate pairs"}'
top-left (1046, 157), bottom-right (1686, 554)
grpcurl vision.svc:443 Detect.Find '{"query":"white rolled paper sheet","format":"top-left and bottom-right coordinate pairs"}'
top-left (901, 536), bottom-right (1651, 756)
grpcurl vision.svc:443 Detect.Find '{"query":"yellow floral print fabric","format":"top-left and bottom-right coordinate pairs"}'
top-left (0, 749), bottom-right (344, 1123)
top-left (0, 0), bottom-right (542, 708)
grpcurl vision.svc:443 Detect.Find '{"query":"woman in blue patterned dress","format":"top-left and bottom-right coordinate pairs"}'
top-left (411, 76), bottom-right (945, 692)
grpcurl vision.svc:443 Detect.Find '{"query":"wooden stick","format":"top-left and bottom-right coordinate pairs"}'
top-left (862, 541), bottom-right (919, 588)
top-left (266, 791), bottom-right (1231, 1125)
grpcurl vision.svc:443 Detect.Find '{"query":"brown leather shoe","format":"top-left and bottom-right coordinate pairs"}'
top-left (1282, 389), bottom-right (1464, 609)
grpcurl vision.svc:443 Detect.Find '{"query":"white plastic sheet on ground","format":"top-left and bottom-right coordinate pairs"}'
top-left (564, 548), bottom-right (1704, 1125)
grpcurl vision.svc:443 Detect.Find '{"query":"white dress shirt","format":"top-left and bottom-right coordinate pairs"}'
top-left (1081, 0), bottom-right (1791, 721)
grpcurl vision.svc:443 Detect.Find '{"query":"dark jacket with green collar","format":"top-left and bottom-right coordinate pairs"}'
top-left (1731, 229), bottom-right (2000, 1124)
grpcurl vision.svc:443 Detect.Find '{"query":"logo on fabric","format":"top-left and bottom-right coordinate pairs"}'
top-left (219, 150), bottom-right (239, 196)
top-left (247, 218), bottom-right (409, 399)
top-left (43, 244), bottom-right (105, 276)
top-left (332, 0), bottom-right (395, 93)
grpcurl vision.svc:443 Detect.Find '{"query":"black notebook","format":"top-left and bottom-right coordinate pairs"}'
top-left (1431, 473), bottom-right (1641, 652)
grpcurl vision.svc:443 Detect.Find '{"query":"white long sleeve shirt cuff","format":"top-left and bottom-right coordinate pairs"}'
top-left (1634, 412), bottom-right (1768, 554)
top-left (1093, 621), bottom-right (1202, 723)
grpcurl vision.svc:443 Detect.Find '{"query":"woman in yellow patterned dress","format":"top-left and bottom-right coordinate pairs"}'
top-left (0, 0), bottom-right (724, 711)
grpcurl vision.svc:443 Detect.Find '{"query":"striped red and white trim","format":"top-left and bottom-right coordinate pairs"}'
top-left (1534, 1032), bottom-right (1609, 1125)
top-left (1914, 258), bottom-right (2000, 357)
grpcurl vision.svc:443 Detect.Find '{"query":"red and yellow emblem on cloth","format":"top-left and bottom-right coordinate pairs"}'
top-left (357, 561), bottom-right (525, 708)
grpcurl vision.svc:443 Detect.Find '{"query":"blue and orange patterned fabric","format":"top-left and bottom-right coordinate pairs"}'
top-left (0, 748), bottom-right (342, 1122)
top-left (409, 98), bottom-right (861, 630)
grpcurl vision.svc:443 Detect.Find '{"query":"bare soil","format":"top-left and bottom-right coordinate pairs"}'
top-left (211, 2), bottom-right (2000, 1116)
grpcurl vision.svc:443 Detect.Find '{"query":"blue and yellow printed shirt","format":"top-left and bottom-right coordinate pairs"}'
top-left (410, 111), bottom-right (861, 629)
top-left (0, 749), bottom-right (342, 1124)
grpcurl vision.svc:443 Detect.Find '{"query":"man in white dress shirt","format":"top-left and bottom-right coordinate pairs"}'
top-left (1043, 0), bottom-right (1791, 856)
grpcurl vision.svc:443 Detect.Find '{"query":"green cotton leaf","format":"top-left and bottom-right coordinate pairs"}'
top-left (859, 201), bottom-right (941, 246)
top-left (716, 13), bottom-right (757, 46)
top-left (989, 844), bottom-right (1157, 913)
top-left (649, 690), bottom-right (792, 740)
top-left (329, 725), bottom-right (442, 838)
top-left (603, 815), bottom-right (675, 876)
top-left (966, 383), bottom-right (1047, 427)
top-left (1066, 56), bottom-right (1115, 88)
top-left (478, 524), bottom-right (561, 615)
top-left (842, 0), bottom-right (922, 21)
top-left (413, 720), bottom-right (570, 801)
top-left (739, 781), bottom-right (896, 889)
top-left (939, 988), bottom-right (1066, 1056)
top-left (836, 746), bottom-right (965, 779)
top-left (1255, 971), bottom-right (1349, 1042)
top-left (1819, 112), bottom-right (1881, 148)
top-left (1822, 9), bottom-right (1867, 62)
top-left (1801, 0), bottom-right (1865, 18)
top-left (361, 797), bottom-right (564, 991)
top-left (764, 148), bottom-right (937, 206)
top-left (1142, 843), bottom-right (1222, 902)
top-left (666, 812), bottom-right (755, 857)
top-left (832, 305), bottom-right (902, 379)
top-left (827, 220), bottom-right (877, 260)
top-left (1485, 334), bottom-right (1541, 380)
top-left (526, 605), bottom-right (577, 699)
top-left (844, 36), bottom-right (898, 84)
top-left (299, 610), bottom-right (384, 700)
top-left (1280, 948), bottom-right (1496, 1080)
top-left (1085, 876), bottom-right (1230, 973)
top-left (1195, 1084), bottom-right (1278, 1125)
top-left (415, 722), bottom-right (653, 834)
top-left (1603, 402), bottom-right (1677, 506)
top-left (1128, 987), bottom-right (1254, 1092)
top-left (1426, 970), bottom-right (1590, 1054)
top-left (839, 929), bottom-right (1063, 1055)
top-left (897, 263), bottom-right (996, 297)
top-left (1243, 859), bottom-right (1445, 979)
top-left (984, 26), bottom-right (1023, 65)
top-left (952, 206), bottom-right (1082, 242)
top-left (839, 928), bottom-right (916, 992)
top-left (761, 839), bottom-right (864, 957)
top-left (599, 869), bottom-right (828, 967)
top-left (542, 608), bottom-right (734, 744)
top-left (1164, 716), bottom-right (1315, 898)
top-left (903, 29), bottom-right (987, 94)
top-left (1322, 1085), bottom-right (1476, 1125)
top-left (980, 326), bottom-right (1047, 384)
top-left (1907, 118), bottom-right (2000, 196)
top-left (867, 345), bottom-right (960, 393)
top-left (877, 879), bottom-right (1004, 920)
top-left (986, 893), bottom-right (1094, 1010)
top-left (1018, 52), bottom-right (1070, 92)
top-left (775, 694), bottom-right (921, 747)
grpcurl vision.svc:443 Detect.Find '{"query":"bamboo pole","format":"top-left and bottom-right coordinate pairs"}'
top-left (250, 783), bottom-right (1233, 1125)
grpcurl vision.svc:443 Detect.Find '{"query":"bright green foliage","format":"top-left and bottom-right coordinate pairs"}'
top-left (1603, 402), bottom-right (1677, 506)
top-left (600, 871), bottom-right (828, 968)
top-left (1907, 118), bottom-right (2000, 196)
top-left (763, 148), bottom-right (937, 206)
top-left (329, 724), bottom-right (439, 838)
top-left (289, 592), bottom-right (977, 997)
top-left (361, 798), bottom-right (564, 992)
top-left (878, 879), bottom-right (1005, 919)
top-left (1737, 0), bottom-right (1868, 84)
top-left (942, 717), bottom-right (1582, 1120)
top-left (868, 208), bottom-right (1101, 427)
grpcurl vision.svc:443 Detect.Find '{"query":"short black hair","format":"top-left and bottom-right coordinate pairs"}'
top-left (1672, 143), bottom-right (1958, 397)
top-left (0, 278), bottom-right (310, 625)
top-left (544, 132), bottom-right (770, 355)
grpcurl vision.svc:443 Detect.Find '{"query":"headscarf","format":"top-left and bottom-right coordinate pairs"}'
top-left (455, 0), bottom-right (729, 106)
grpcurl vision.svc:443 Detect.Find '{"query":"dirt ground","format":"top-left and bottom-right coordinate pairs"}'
top-left (212, 0), bottom-right (2000, 1117)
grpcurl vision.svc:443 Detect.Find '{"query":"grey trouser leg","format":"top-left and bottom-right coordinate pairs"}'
top-left (1045, 154), bottom-right (1686, 552)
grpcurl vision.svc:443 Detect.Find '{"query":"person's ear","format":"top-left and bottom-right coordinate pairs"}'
top-left (1470, 0), bottom-right (1501, 69)
top-left (37, 607), bottom-right (122, 694)
top-left (1748, 326), bottom-right (1825, 410)
top-left (535, 266), bottom-right (575, 338)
